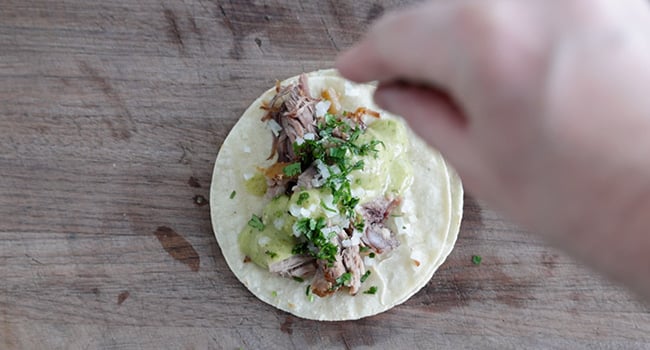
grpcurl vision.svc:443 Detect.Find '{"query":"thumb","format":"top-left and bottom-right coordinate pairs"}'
top-left (374, 83), bottom-right (487, 193)
top-left (374, 83), bottom-right (474, 167)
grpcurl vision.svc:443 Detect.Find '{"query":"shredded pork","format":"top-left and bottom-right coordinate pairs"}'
top-left (259, 75), bottom-right (404, 298)
top-left (359, 197), bottom-right (402, 254)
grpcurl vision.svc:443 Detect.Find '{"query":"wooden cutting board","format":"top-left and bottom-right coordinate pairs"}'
top-left (1, 0), bottom-right (648, 349)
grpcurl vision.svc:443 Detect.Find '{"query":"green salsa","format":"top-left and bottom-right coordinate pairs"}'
top-left (238, 118), bottom-right (413, 270)
top-left (245, 172), bottom-right (267, 196)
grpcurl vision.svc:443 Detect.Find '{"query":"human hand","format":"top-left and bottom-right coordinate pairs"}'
top-left (337, 0), bottom-right (650, 297)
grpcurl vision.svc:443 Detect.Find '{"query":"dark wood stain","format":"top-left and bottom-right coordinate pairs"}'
top-left (77, 61), bottom-right (134, 140)
top-left (153, 226), bottom-right (201, 272)
top-left (489, 258), bottom-right (533, 308)
top-left (366, 3), bottom-right (385, 23)
top-left (416, 274), bottom-right (477, 313)
top-left (117, 291), bottom-right (130, 305)
top-left (336, 321), bottom-right (376, 348)
top-left (214, 1), bottom-right (296, 60)
top-left (188, 15), bottom-right (200, 36)
top-left (541, 252), bottom-right (559, 276)
top-left (188, 176), bottom-right (202, 188)
top-left (279, 315), bottom-right (293, 335)
top-left (164, 9), bottom-right (185, 52)
top-left (2, 317), bottom-right (16, 349)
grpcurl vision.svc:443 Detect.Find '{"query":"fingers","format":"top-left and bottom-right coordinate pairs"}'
top-left (335, 1), bottom-right (457, 86)
top-left (373, 82), bottom-right (480, 182)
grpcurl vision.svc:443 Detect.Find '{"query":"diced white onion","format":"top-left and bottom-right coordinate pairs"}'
top-left (345, 81), bottom-right (360, 96)
top-left (299, 207), bottom-right (312, 217)
top-left (289, 204), bottom-right (302, 217)
top-left (295, 137), bottom-right (304, 146)
top-left (311, 175), bottom-right (326, 188)
top-left (243, 173), bottom-right (254, 180)
top-left (315, 101), bottom-right (331, 118)
top-left (258, 236), bottom-right (270, 245)
top-left (350, 230), bottom-right (362, 246)
top-left (321, 226), bottom-right (337, 239)
top-left (315, 159), bottom-right (330, 180)
top-left (394, 216), bottom-right (411, 236)
top-left (401, 197), bottom-right (415, 216)
top-left (363, 256), bottom-right (376, 267)
top-left (304, 132), bottom-right (316, 140)
top-left (330, 165), bottom-right (341, 175)
top-left (322, 194), bottom-right (338, 218)
top-left (267, 119), bottom-right (282, 136)
top-left (292, 222), bottom-right (301, 237)
top-left (341, 239), bottom-right (353, 248)
top-left (350, 186), bottom-right (365, 199)
top-left (273, 218), bottom-right (285, 230)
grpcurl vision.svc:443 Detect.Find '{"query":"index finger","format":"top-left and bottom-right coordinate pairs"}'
top-left (335, 1), bottom-right (458, 87)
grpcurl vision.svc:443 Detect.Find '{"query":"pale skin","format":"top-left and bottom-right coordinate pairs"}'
top-left (336, 0), bottom-right (650, 299)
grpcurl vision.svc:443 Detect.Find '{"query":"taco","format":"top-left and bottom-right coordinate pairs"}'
top-left (210, 69), bottom-right (463, 321)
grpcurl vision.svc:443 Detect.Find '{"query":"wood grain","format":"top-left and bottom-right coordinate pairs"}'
top-left (0, 0), bottom-right (648, 349)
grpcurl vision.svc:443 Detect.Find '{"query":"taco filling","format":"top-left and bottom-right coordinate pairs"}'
top-left (238, 74), bottom-right (413, 297)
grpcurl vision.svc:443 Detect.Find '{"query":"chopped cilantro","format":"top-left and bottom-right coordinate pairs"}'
top-left (359, 246), bottom-right (369, 253)
top-left (287, 113), bottom-right (389, 272)
top-left (265, 250), bottom-right (277, 259)
top-left (363, 286), bottom-right (378, 295)
top-left (292, 217), bottom-right (337, 263)
top-left (320, 199), bottom-right (337, 213)
top-left (293, 276), bottom-right (304, 283)
top-left (335, 272), bottom-right (352, 287)
top-left (297, 192), bottom-right (310, 205)
top-left (271, 291), bottom-right (277, 297)
top-left (353, 219), bottom-right (365, 231)
top-left (369, 252), bottom-right (376, 258)
top-left (472, 255), bottom-right (482, 265)
top-left (229, 190), bottom-right (236, 199)
top-left (283, 162), bottom-right (302, 177)
top-left (305, 285), bottom-right (311, 296)
top-left (291, 113), bottom-right (386, 228)
top-left (360, 270), bottom-right (371, 283)
top-left (247, 214), bottom-right (265, 231)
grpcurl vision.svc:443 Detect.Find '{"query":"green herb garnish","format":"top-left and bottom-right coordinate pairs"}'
top-left (369, 252), bottom-right (375, 258)
top-left (306, 285), bottom-right (314, 302)
top-left (359, 246), bottom-right (370, 253)
top-left (271, 291), bottom-right (277, 297)
top-left (335, 272), bottom-right (352, 287)
top-left (360, 270), bottom-right (371, 283)
top-left (291, 217), bottom-right (338, 263)
top-left (229, 190), bottom-right (236, 199)
top-left (247, 214), bottom-right (265, 231)
top-left (297, 192), bottom-right (310, 205)
top-left (265, 250), bottom-right (277, 258)
top-left (363, 286), bottom-right (378, 295)
top-left (320, 199), bottom-right (337, 213)
top-left (293, 276), bottom-right (304, 283)
top-left (291, 113), bottom-right (385, 227)
top-left (283, 162), bottom-right (302, 177)
top-left (472, 255), bottom-right (482, 265)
